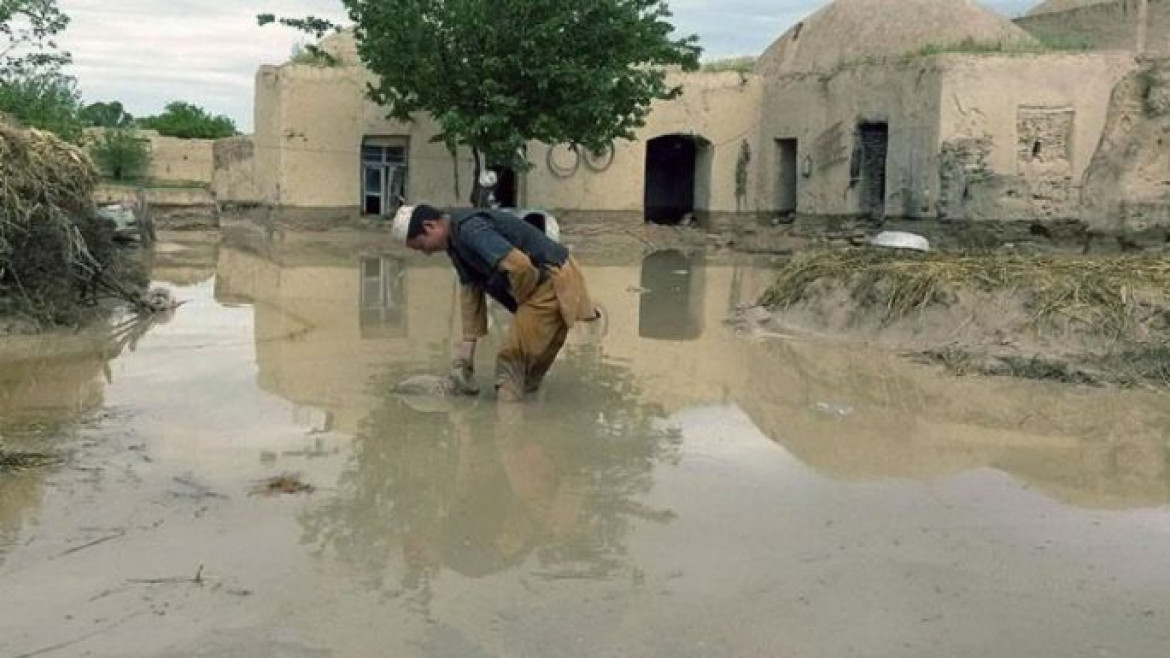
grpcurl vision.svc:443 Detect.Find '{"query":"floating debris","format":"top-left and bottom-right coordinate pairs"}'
top-left (0, 451), bottom-right (60, 473)
top-left (140, 287), bottom-right (179, 313)
top-left (251, 473), bottom-right (315, 496)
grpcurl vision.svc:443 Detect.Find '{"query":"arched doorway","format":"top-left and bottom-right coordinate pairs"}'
top-left (644, 134), bottom-right (709, 224)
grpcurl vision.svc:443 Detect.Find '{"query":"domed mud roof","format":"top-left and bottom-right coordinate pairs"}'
top-left (755, 0), bottom-right (1038, 77)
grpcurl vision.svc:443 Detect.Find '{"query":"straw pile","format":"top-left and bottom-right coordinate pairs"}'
top-left (0, 117), bottom-right (128, 325)
top-left (761, 249), bottom-right (1170, 339)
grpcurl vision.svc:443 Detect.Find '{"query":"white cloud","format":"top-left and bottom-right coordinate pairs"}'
top-left (57, 0), bottom-right (345, 131)
top-left (54, 0), bottom-right (1037, 133)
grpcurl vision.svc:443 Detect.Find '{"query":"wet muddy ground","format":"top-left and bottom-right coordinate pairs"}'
top-left (3, 225), bottom-right (1170, 657)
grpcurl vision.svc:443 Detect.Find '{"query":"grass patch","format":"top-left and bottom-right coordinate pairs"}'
top-left (1112, 344), bottom-right (1170, 386)
top-left (834, 35), bottom-right (1095, 72)
top-left (701, 56), bottom-right (757, 74)
top-left (760, 249), bottom-right (1170, 335)
top-left (911, 34), bottom-right (1093, 58)
top-left (288, 44), bottom-right (341, 68)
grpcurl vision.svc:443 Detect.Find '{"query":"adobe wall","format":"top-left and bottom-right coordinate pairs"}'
top-left (935, 52), bottom-right (1137, 221)
top-left (524, 72), bottom-right (765, 218)
top-left (141, 130), bottom-right (214, 184)
top-left (755, 60), bottom-right (946, 218)
top-left (212, 136), bottom-right (259, 205)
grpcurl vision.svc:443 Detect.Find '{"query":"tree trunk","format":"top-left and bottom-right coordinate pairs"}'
top-left (470, 147), bottom-right (488, 208)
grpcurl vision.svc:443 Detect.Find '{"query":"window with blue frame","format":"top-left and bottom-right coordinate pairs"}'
top-left (361, 138), bottom-right (409, 216)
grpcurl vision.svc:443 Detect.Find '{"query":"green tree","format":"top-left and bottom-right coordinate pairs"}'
top-left (260, 0), bottom-right (701, 198)
top-left (1, 0), bottom-right (80, 140)
top-left (0, 70), bottom-right (82, 139)
top-left (137, 101), bottom-right (237, 139)
top-left (88, 128), bottom-right (149, 180)
top-left (1, 0), bottom-right (71, 78)
top-left (80, 100), bottom-right (134, 128)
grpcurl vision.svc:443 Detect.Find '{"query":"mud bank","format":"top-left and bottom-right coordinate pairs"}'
top-left (749, 248), bottom-right (1170, 387)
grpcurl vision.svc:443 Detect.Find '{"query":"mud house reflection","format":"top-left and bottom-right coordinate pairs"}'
top-left (214, 244), bottom-right (459, 435)
top-left (211, 235), bottom-right (1170, 514)
top-left (732, 337), bottom-right (1170, 510)
top-left (358, 256), bottom-right (406, 339)
top-left (298, 348), bottom-right (678, 612)
top-left (638, 250), bottom-right (706, 341)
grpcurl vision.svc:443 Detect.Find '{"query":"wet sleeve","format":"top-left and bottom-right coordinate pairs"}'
top-left (499, 249), bottom-right (542, 305)
top-left (460, 285), bottom-right (489, 340)
top-left (459, 215), bottom-right (514, 270)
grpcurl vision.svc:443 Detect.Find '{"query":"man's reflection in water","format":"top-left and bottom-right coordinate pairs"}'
top-left (302, 347), bottom-right (680, 619)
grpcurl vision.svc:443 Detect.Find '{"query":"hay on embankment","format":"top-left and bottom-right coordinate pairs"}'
top-left (762, 249), bottom-right (1170, 337)
top-left (0, 118), bottom-right (141, 327)
top-left (758, 249), bottom-right (1170, 386)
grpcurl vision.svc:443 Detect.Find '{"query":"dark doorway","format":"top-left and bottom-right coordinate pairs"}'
top-left (775, 138), bottom-right (798, 214)
top-left (644, 135), bottom-right (700, 224)
top-left (491, 166), bottom-right (518, 208)
top-left (639, 249), bottom-right (705, 341)
top-left (857, 123), bottom-right (888, 219)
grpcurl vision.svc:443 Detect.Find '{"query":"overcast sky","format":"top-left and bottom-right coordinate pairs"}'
top-left (57, 0), bottom-right (1035, 132)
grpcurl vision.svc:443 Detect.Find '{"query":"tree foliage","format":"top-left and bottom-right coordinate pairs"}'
top-left (259, 13), bottom-right (342, 66)
top-left (0, 0), bottom-right (81, 140)
top-left (0, 0), bottom-right (70, 78)
top-left (88, 128), bottom-right (150, 180)
top-left (0, 70), bottom-right (81, 139)
top-left (260, 1), bottom-right (701, 171)
top-left (80, 100), bottom-right (134, 128)
top-left (138, 101), bottom-right (237, 140)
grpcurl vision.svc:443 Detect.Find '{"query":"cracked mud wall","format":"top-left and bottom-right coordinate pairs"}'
top-left (936, 53), bottom-right (1137, 221)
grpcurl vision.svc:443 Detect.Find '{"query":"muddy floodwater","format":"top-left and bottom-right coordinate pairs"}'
top-left (3, 229), bottom-right (1170, 657)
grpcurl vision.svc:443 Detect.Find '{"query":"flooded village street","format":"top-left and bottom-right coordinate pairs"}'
top-left (3, 226), bottom-right (1170, 657)
top-left (3, 0), bottom-right (1170, 654)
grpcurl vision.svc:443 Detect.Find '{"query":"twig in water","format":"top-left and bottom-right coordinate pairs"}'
top-left (55, 530), bottom-right (126, 558)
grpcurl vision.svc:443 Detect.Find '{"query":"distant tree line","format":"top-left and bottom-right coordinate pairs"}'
top-left (1, 0), bottom-right (238, 181)
top-left (2, 0), bottom-right (238, 140)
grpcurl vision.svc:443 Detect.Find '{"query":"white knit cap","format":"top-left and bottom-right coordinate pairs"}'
top-left (390, 204), bottom-right (414, 244)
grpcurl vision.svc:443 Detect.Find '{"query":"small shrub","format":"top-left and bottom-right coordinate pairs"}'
top-left (88, 128), bottom-right (150, 181)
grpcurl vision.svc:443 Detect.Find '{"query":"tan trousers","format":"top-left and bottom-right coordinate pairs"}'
top-left (495, 256), bottom-right (595, 401)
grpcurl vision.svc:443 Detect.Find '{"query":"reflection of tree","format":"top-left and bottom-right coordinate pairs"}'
top-left (298, 342), bottom-right (679, 614)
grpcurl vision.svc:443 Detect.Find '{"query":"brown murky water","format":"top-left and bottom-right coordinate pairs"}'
top-left (3, 229), bottom-right (1170, 657)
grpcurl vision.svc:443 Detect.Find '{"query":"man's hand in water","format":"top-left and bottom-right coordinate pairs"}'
top-left (448, 357), bottom-right (480, 395)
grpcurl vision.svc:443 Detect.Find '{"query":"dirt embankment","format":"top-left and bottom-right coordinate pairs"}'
top-left (747, 248), bottom-right (1170, 388)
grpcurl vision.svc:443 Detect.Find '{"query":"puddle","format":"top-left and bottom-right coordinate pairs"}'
top-left (1, 231), bottom-right (1170, 657)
